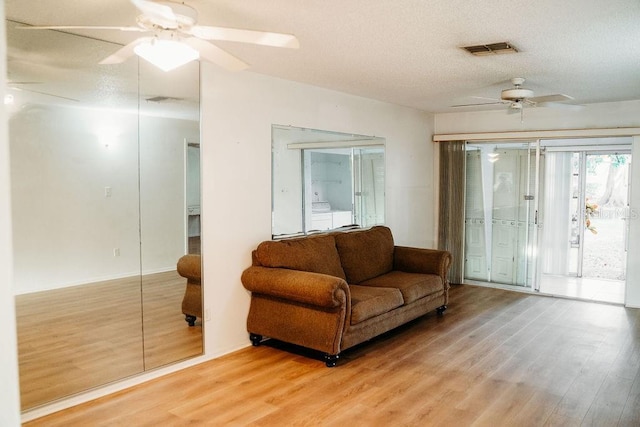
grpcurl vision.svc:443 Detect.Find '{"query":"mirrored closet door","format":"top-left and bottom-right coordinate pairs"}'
top-left (6, 17), bottom-right (203, 410)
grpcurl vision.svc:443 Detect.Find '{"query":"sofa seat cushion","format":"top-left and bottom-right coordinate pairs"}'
top-left (255, 234), bottom-right (346, 280)
top-left (335, 226), bottom-right (394, 284)
top-left (349, 285), bottom-right (404, 325)
top-left (359, 271), bottom-right (444, 304)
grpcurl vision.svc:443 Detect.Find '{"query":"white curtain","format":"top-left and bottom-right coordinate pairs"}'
top-left (540, 152), bottom-right (572, 275)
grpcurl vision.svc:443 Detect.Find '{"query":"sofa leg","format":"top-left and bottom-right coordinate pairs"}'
top-left (185, 315), bottom-right (197, 326)
top-left (436, 305), bottom-right (447, 315)
top-left (250, 333), bottom-right (263, 346)
top-left (324, 353), bottom-right (339, 367)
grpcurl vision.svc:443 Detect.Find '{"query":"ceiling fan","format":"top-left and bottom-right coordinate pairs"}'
top-left (452, 77), bottom-right (579, 113)
top-left (18, 0), bottom-right (300, 72)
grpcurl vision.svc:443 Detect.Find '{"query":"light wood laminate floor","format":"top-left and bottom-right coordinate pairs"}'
top-left (539, 274), bottom-right (625, 305)
top-left (25, 284), bottom-right (640, 426)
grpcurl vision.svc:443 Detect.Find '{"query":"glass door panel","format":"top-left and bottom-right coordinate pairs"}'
top-left (464, 142), bottom-right (539, 287)
top-left (540, 151), bottom-right (576, 276)
top-left (464, 148), bottom-right (489, 281)
top-left (536, 138), bottom-right (629, 304)
top-left (582, 153), bottom-right (630, 280)
top-left (540, 147), bottom-right (630, 281)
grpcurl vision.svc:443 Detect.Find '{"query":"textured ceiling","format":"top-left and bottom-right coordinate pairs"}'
top-left (5, 0), bottom-right (640, 113)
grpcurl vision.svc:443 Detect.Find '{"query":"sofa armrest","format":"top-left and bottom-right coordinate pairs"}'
top-left (241, 266), bottom-right (349, 309)
top-left (177, 254), bottom-right (201, 284)
top-left (393, 246), bottom-right (452, 283)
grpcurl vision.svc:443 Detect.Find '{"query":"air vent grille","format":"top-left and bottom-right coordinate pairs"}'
top-left (462, 42), bottom-right (518, 56)
top-left (145, 96), bottom-right (183, 103)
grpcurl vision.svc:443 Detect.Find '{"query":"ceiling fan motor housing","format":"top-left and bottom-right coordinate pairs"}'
top-left (137, 1), bottom-right (198, 30)
top-left (501, 87), bottom-right (534, 101)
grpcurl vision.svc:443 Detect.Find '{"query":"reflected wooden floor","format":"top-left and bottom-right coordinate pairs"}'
top-left (16, 271), bottom-right (202, 410)
top-left (25, 285), bottom-right (640, 426)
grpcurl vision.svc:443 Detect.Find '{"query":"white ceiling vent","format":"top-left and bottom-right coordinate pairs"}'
top-left (462, 42), bottom-right (518, 56)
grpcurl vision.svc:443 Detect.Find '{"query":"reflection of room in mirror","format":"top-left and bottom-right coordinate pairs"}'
top-left (7, 21), bottom-right (203, 410)
top-left (15, 270), bottom-right (202, 409)
top-left (308, 149), bottom-right (354, 231)
top-left (186, 142), bottom-right (201, 254)
top-left (272, 125), bottom-right (386, 238)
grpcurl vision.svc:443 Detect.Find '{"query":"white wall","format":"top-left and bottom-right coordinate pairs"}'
top-left (0, 11), bottom-right (23, 426)
top-left (9, 105), bottom-right (198, 294)
top-left (199, 65), bottom-right (434, 357)
top-left (433, 100), bottom-right (640, 307)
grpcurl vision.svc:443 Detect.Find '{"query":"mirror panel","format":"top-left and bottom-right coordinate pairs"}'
top-left (272, 125), bottom-right (385, 238)
top-left (7, 20), bottom-right (202, 410)
top-left (139, 60), bottom-right (202, 369)
top-left (9, 24), bottom-right (144, 410)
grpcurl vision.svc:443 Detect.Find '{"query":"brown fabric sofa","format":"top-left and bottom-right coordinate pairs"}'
top-left (177, 254), bottom-right (202, 326)
top-left (241, 226), bottom-right (452, 366)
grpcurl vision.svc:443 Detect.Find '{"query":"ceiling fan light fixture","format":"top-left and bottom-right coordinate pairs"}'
top-left (134, 38), bottom-right (199, 72)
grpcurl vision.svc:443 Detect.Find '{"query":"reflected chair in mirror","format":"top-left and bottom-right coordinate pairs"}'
top-left (177, 254), bottom-right (202, 326)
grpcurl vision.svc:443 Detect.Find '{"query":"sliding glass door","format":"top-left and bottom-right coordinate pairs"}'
top-left (463, 137), bottom-right (630, 302)
top-left (464, 142), bottom-right (540, 287)
top-left (539, 139), bottom-right (631, 285)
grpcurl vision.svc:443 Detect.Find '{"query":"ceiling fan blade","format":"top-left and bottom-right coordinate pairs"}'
top-left (17, 25), bottom-right (146, 32)
top-left (536, 101), bottom-right (584, 111)
top-left (99, 37), bottom-right (152, 65)
top-left (189, 26), bottom-right (300, 49)
top-left (470, 95), bottom-right (502, 102)
top-left (451, 101), bottom-right (504, 108)
top-left (130, 0), bottom-right (177, 24)
top-left (184, 38), bottom-right (249, 71)
top-left (530, 94), bottom-right (573, 103)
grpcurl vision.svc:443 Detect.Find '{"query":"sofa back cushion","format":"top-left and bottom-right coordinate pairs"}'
top-left (334, 226), bottom-right (394, 283)
top-left (255, 234), bottom-right (346, 280)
